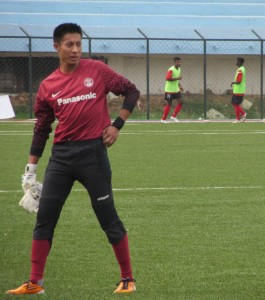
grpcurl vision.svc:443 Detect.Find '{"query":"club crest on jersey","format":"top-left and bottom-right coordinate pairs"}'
top-left (84, 78), bottom-right (94, 87)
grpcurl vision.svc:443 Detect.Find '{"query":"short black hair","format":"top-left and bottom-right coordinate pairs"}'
top-left (174, 57), bottom-right (181, 61)
top-left (91, 55), bottom-right (108, 65)
top-left (53, 23), bottom-right (82, 43)
top-left (98, 55), bottom-right (108, 64)
top-left (90, 55), bottom-right (99, 60)
top-left (237, 57), bottom-right (244, 65)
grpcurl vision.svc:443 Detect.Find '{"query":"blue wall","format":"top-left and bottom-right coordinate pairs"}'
top-left (1, 0), bottom-right (265, 28)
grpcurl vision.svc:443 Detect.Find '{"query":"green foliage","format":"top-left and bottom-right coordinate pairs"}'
top-left (1, 121), bottom-right (265, 299)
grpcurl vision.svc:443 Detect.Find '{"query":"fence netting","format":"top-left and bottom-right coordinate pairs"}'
top-left (0, 34), bottom-right (264, 120)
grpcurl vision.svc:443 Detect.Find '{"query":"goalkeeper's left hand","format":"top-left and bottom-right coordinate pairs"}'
top-left (19, 182), bottom-right (42, 213)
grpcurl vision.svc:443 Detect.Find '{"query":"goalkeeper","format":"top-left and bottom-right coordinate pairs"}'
top-left (6, 23), bottom-right (139, 295)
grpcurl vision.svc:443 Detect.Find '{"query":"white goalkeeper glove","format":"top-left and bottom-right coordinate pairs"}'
top-left (22, 164), bottom-right (37, 193)
top-left (19, 182), bottom-right (42, 213)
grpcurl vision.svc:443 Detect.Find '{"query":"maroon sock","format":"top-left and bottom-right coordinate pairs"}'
top-left (239, 106), bottom-right (245, 116)
top-left (162, 104), bottom-right (171, 120)
top-left (233, 104), bottom-right (240, 120)
top-left (172, 103), bottom-right (183, 117)
top-left (112, 234), bottom-right (133, 279)
top-left (30, 239), bottom-right (51, 284)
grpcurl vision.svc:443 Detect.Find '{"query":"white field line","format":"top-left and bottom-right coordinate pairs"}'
top-left (1, 127), bottom-right (265, 134)
top-left (0, 186), bottom-right (263, 194)
top-left (1, 120), bottom-right (265, 125)
top-left (120, 131), bottom-right (265, 135)
top-left (1, 130), bottom-right (265, 136)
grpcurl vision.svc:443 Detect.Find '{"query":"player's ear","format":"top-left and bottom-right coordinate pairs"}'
top-left (53, 42), bottom-right (59, 52)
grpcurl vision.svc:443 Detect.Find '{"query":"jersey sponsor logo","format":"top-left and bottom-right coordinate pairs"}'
top-left (97, 194), bottom-right (110, 201)
top-left (52, 91), bottom-right (62, 98)
top-left (84, 78), bottom-right (94, 87)
top-left (57, 92), bottom-right (96, 106)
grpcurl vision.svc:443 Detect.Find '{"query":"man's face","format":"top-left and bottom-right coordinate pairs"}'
top-left (54, 33), bottom-right (82, 66)
top-left (174, 60), bottom-right (181, 68)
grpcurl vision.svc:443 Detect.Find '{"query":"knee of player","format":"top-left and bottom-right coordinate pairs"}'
top-left (104, 220), bottom-right (127, 244)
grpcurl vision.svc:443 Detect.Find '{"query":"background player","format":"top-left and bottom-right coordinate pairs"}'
top-left (6, 23), bottom-right (139, 295)
top-left (161, 56), bottom-right (184, 123)
top-left (230, 57), bottom-right (247, 123)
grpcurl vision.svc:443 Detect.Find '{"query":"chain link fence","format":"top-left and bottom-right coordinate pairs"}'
top-left (0, 29), bottom-right (264, 120)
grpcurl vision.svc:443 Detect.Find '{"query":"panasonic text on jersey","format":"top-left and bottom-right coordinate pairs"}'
top-left (57, 92), bottom-right (96, 106)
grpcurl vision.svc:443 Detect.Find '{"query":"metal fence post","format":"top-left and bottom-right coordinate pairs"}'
top-left (138, 28), bottom-right (150, 120)
top-left (20, 27), bottom-right (33, 118)
top-left (252, 30), bottom-right (264, 119)
top-left (146, 39), bottom-right (150, 120)
top-left (194, 30), bottom-right (206, 119)
top-left (203, 40), bottom-right (207, 120)
top-left (261, 41), bottom-right (264, 119)
top-left (82, 29), bottom-right (90, 57)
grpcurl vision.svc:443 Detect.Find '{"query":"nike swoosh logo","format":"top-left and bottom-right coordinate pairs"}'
top-left (52, 91), bottom-right (62, 98)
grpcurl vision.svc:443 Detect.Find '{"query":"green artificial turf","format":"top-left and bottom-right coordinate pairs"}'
top-left (1, 121), bottom-right (265, 299)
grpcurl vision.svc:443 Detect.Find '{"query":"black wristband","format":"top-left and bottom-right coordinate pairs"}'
top-left (30, 146), bottom-right (44, 157)
top-left (112, 117), bottom-right (125, 130)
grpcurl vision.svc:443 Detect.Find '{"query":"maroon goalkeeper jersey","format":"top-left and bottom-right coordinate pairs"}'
top-left (31, 59), bottom-right (139, 156)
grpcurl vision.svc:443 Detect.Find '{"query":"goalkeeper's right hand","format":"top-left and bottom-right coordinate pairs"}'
top-left (22, 164), bottom-right (37, 193)
top-left (19, 182), bottom-right (42, 213)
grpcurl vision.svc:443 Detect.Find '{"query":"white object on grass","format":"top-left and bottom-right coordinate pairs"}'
top-left (0, 95), bottom-right (15, 119)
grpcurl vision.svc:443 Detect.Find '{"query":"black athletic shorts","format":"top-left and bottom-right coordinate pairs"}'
top-left (165, 92), bottom-right (182, 105)
top-left (231, 95), bottom-right (244, 105)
